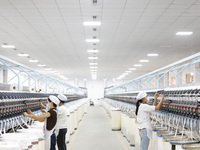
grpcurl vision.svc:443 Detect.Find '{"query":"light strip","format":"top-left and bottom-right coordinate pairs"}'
top-left (89, 63), bottom-right (98, 65)
top-left (90, 66), bottom-right (97, 69)
top-left (140, 60), bottom-right (149, 62)
top-left (85, 39), bottom-right (99, 43)
top-left (45, 68), bottom-right (52, 71)
top-left (1, 45), bottom-right (15, 48)
top-left (125, 71), bottom-right (132, 73)
top-left (129, 68), bottom-right (136, 70)
top-left (38, 64), bottom-right (46, 67)
top-left (17, 53), bottom-right (29, 57)
top-left (83, 21), bottom-right (101, 26)
top-left (134, 64), bottom-right (142, 67)
top-left (29, 59), bottom-right (39, 63)
top-left (176, 32), bottom-right (193, 35)
top-left (87, 50), bottom-right (99, 53)
top-left (88, 57), bottom-right (98, 60)
top-left (147, 54), bottom-right (158, 56)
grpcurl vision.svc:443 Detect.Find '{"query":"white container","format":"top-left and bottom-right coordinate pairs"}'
top-left (66, 114), bottom-right (70, 143)
top-left (70, 110), bottom-right (75, 135)
top-left (129, 117), bottom-right (136, 146)
top-left (0, 141), bottom-right (20, 150)
top-left (121, 112), bottom-right (125, 135)
top-left (74, 109), bottom-right (78, 130)
top-left (152, 131), bottom-right (158, 150)
top-left (135, 123), bottom-right (140, 150)
top-left (111, 107), bottom-right (121, 131)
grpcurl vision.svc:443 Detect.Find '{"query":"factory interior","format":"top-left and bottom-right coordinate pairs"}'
top-left (0, 0), bottom-right (200, 150)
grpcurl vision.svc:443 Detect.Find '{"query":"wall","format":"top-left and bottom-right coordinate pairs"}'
top-left (87, 80), bottom-right (104, 99)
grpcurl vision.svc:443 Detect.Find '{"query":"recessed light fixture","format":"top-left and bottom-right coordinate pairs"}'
top-left (17, 53), bottom-right (29, 57)
top-left (176, 32), bottom-right (193, 35)
top-left (125, 71), bottom-right (132, 73)
top-left (29, 59), bottom-right (39, 63)
top-left (90, 66), bottom-right (97, 69)
top-left (87, 50), bottom-right (99, 53)
top-left (83, 21), bottom-right (101, 26)
top-left (1, 45), bottom-right (15, 48)
top-left (85, 39), bottom-right (99, 43)
top-left (38, 64), bottom-right (46, 67)
top-left (147, 54), bottom-right (158, 56)
top-left (88, 57), bottom-right (98, 60)
top-left (140, 60), bottom-right (149, 62)
top-left (91, 70), bottom-right (97, 72)
top-left (45, 68), bottom-right (52, 71)
top-left (89, 63), bottom-right (98, 65)
top-left (134, 64), bottom-right (142, 67)
top-left (129, 68), bottom-right (136, 70)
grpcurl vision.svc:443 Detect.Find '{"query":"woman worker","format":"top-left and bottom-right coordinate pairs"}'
top-left (23, 95), bottom-right (60, 150)
top-left (136, 91), bottom-right (164, 150)
top-left (56, 94), bottom-right (68, 150)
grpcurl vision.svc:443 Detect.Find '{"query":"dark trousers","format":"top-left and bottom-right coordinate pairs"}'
top-left (57, 128), bottom-right (68, 150)
top-left (50, 132), bottom-right (56, 150)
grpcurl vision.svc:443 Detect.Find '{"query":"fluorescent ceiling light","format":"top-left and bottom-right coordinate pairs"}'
top-left (147, 54), bottom-right (158, 56)
top-left (45, 68), bottom-right (52, 71)
top-left (89, 63), bottom-right (98, 65)
top-left (38, 64), bottom-right (46, 67)
top-left (134, 64), bottom-right (142, 67)
top-left (87, 50), bottom-right (99, 53)
top-left (125, 71), bottom-right (132, 73)
top-left (88, 57), bottom-right (98, 60)
top-left (1, 45), bottom-right (15, 48)
top-left (17, 53), bottom-right (29, 57)
top-left (122, 73), bottom-right (128, 76)
top-left (140, 60), bottom-right (149, 62)
top-left (29, 59), bottom-right (39, 63)
top-left (91, 70), bottom-right (97, 72)
top-left (83, 21), bottom-right (101, 26)
top-left (90, 66), bottom-right (97, 69)
top-left (85, 39), bottom-right (99, 43)
top-left (176, 32), bottom-right (193, 35)
top-left (129, 68), bottom-right (136, 70)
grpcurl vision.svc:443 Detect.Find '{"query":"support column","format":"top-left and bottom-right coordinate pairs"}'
top-left (3, 69), bottom-right (8, 83)
top-left (194, 63), bottom-right (200, 83)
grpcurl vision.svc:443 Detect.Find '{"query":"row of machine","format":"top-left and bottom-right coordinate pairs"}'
top-left (103, 86), bottom-right (200, 150)
top-left (0, 91), bottom-right (89, 150)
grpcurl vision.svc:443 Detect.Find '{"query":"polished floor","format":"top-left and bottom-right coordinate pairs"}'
top-left (68, 101), bottom-right (135, 150)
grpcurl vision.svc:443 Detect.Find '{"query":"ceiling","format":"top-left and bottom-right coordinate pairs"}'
top-left (0, 0), bottom-right (200, 85)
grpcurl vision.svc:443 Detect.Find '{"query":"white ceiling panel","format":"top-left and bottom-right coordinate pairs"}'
top-left (0, 0), bottom-right (199, 83)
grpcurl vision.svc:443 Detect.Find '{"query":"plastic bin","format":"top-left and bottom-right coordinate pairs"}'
top-left (111, 107), bottom-right (121, 131)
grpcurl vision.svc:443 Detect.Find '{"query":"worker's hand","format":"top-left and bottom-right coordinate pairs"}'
top-left (154, 92), bottom-right (159, 99)
top-left (161, 94), bottom-right (165, 100)
top-left (41, 109), bottom-right (46, 113)
top-left (22, 112), bottom-right (28, 116)
top-left (38, 102), bottom-right (43, 106)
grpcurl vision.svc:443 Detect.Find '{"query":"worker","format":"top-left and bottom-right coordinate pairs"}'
top-left (23, 95), bottom-right (60, 150)
top-left (56, 94), bottom-right (68, 150)
top-left (135, 92), bottom-right (164, 150)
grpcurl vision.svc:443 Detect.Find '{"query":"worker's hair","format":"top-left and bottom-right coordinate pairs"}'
top-left (135, 99), bottom-right (142, 115)
top-left (48, 98), bottom-right (57, 108)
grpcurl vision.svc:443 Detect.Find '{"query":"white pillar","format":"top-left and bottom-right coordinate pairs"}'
top-left (195, 63), bottom-right (200, 83)
top-left (3, 69), bottom-right (8, 83)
